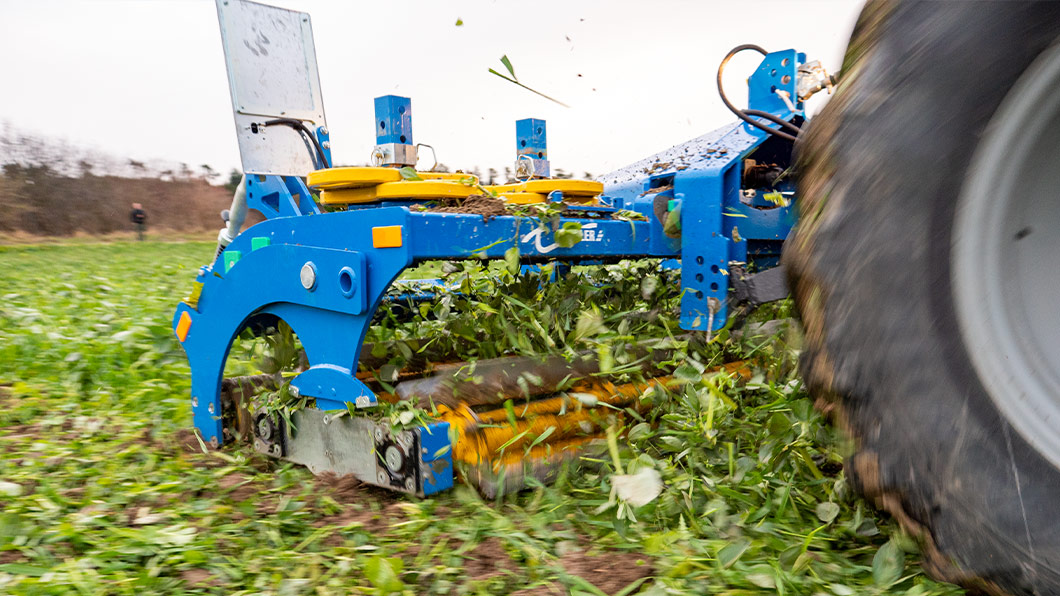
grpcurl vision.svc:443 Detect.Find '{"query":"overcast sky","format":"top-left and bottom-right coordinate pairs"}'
top-left (0, 0), bottom-right (862, 179)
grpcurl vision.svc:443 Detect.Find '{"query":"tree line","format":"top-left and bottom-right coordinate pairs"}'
top-left (0, 125), bottom-right (595, 237)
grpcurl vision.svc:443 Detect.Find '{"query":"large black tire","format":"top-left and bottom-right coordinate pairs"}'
top-left (786, 3), bottom-right (1060, 595)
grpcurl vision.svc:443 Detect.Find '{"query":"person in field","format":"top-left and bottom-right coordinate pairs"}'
top-left (129, 203), bottom-right (147, 241)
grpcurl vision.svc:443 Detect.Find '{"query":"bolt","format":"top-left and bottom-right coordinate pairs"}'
top-left (322, 414), bottom-right (330, 425)
top-left (321, 141), bottom-right (331, 149)
top-left (377, 471), bottom-right (389, 485)
top-left (191, 397), bottom-right (198, 408)
top-left (257, 417), bottom-right (273, 441)
top-left (289, 385), bottom-right (300, 398)
top-left (405, 478), bottom-right (416, 492)
top-left (318, 126), bottom-right (328, 135)
top-left (207, 402), bottom-right (215, 414)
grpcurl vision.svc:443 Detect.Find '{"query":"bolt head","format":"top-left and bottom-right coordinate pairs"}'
top-left (257, 418), bottom-right (273, 441)
top-left (207, 402), bottom-right (215, 414)
top-left (384, 445), bottom-right (404, 473)
top-left (321, 141), bottom-right (331, 149)
top-left (404, 478), bottom-right (416, 492)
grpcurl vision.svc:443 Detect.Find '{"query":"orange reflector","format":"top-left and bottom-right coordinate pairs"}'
top-left (372, 225), bottom-right (403, 248)
top-left (175, 311), bottom-right (192, 342)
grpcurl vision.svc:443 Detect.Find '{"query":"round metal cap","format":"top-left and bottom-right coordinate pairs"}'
top-left (300, 262), bottom-right (317, 290)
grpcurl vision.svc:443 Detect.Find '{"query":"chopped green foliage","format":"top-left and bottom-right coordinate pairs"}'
top-left (398, 166), bottom-right (423, 181)
top-left (500, 55), bottom-right (516, 80)
top-left (554, 221), bottom-right (584, 248)
top-left (0, 241), bottom-right (963, 595)
top-left (489, 56), bottom-right (570, 108)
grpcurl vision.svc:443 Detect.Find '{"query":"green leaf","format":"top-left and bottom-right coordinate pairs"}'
top-left (398, 166), bottom-right (422, 181)
top-left (815, 501), bottom-right (840, 523)
top-left (504, 245), bottom-right (520, 276)
top-left (872, 538), bottom-right (904, 587)
top-left (488, 68), bottom-right (571, 107)
top-left (664, 203), bottom-right (682, 236)
top-left (500, 54), bottom-right (516, 80)
top-left (554, 222), bottom-right (583, 248)
top-left (569, 309), bottom-right (605, 342)
top-left (717, 537), bottom-right (751, 568)
top-left (0, 563), bottom-right (50, 577)
top-left (528, 425), bottom-right (555, 449)
top-left (365, 556), bottom-right (405, 593)
top-left (454, 17), bottom-right (464, 26)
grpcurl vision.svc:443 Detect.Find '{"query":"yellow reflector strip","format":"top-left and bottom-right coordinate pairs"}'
top-left (175, 311), bottom-right (192, 342)
top-left (372, 225), bottom-right (403, 248)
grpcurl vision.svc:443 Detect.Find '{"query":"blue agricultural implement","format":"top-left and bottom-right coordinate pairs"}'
top-left (173, 0), bottom-right (828, 497)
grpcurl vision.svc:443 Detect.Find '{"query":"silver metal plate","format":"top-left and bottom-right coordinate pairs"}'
top-left (216, 0), bottom-right (328, 176)
top-left (272, 409), bottom-right (424, 496)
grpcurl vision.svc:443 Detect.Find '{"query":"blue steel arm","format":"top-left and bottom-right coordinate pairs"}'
top-left (245, 175), bottom-right (320, 219)
top-left (599, 49), bottom-right (802, 331)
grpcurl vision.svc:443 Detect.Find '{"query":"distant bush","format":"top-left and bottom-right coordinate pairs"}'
top-left (0, 125), bottom-right (235, 236)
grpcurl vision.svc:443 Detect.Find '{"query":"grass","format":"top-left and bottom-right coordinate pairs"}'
top-left (0, 241), bottom-right (964, 595)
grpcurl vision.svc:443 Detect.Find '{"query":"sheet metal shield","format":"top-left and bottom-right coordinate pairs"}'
top-left (216, 0), bottom-right (328, 176)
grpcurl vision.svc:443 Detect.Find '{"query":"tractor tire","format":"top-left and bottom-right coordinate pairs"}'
top-left (785, 2), bottom-right (1060, 595)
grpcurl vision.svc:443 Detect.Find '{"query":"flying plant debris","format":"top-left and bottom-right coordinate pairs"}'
top-left (489, 54), bottom-right (570, 107)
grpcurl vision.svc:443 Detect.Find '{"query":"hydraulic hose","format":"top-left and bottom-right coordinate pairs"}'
top-left (717, 44), bottom-right (800, 142)
top-left (262, 118), bottom-right (331, 169)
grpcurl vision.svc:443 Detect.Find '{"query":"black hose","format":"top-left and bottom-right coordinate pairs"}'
top-left (716, 44), bottom-right (800, 142)
top-left (262, 118), bottom-right (331, 169)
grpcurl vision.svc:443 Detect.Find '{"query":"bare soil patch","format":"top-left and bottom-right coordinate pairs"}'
top-left (419, 194), bottom-right (509, 220)
top-left (560, 546), bottom-right (652, 594)
top-left (464, 536), bottom-right (511, 580)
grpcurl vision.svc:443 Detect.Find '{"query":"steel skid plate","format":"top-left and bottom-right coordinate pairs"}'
top-left (252, 407), bottom-right (453, 497)
top-left (216, 0), bottom-right (328, 176)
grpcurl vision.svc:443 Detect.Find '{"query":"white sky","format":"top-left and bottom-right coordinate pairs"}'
top-left (0, 0), bottom-right (862, 179)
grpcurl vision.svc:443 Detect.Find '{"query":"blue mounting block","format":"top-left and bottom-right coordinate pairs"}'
top-left (515, 118), bottom-right (550, 179)
top-left (375, 95), bottom-right (413, 145)
top-left (516, 118), bottom-right (547, 160)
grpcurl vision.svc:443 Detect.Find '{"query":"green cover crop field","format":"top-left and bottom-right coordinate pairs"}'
top-left (0, 242), bottom-right (961, 595)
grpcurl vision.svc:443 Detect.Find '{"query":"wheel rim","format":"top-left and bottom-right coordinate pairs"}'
top-left (954, 44), bottom-right (1060, 466)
